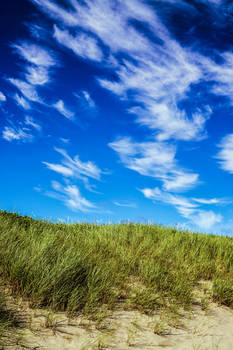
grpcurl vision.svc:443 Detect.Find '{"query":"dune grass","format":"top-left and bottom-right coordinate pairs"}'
top-left (0, 211), bottom-right (232, 319)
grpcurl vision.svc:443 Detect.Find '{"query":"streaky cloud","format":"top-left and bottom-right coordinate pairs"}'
top-left (54, 147), bottom-right (102, 180)
top-left (113, 201), bottom-right (137, 208)
top-left (43, 147), bottom-right (102, 192)
top-left (109, 137), bottom-right (199, 192)
top-left (43, 162), bottom-right (73, 177)
top-left (0, 91), bottom-right (6, 102)
top-left (8, 78), bottom-right (41, 102)
top-left (2, 126), bottom-right (33, 142)
top-left (53, 25), bottom-right (103, 62)
top-left (141, 187), bottom-right (222, 229)
top-left (192, 197), bottom-right (220, 204)
top-left (48, 181), bottom-right (96, 212)
top-left (216, 133), bottom-right (233, 174)
top-left (24, 116), bottom-right (41, 131)
top-left (53, 100), bottom-right (74, 120)
top-left (25, 65), bottom-right (50, 85)
top-left (14, 93), bottom-right (31, 110)
top-left (12, 41), bottom-right (56, 67)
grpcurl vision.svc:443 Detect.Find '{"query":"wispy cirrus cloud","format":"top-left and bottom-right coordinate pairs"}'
top-left (141, 187), bottom-right (222, 229)
top-left (25, 65), bottom-right (50, 85)
top-left (74, 90), bottom-right (98, 119)
top-left (43, 147), bottom-right (102, 191)
top-left (30, 0), bottom-right (156, 53)
top-left (47, 181), bottom-right (96, 212)
top-left (8, 78), bottom-right (41, 102)
top-left (0, 91), bottom-right (6, 102)
top-left (14, 93), bottom-right (31, 110)
top-left (43, 148), bottom-right (104, 211)
top-left (60, 137), bottom-right (70, 144)
top-left (2, 115), bottom-right (41, 143)
top-left (43, 162), bottom-right (73, 176)
top-left (192, 210), bottom-right (222, 230)
top-left (7, 41), bottom-right (58, 109)
top-left (53, 25), bottom-right (103, 62)
top-left (113, 201), bottom-right (137, 208)
top-left (81, 91), bottom-right (96, 109)
top-left (24, 116), bottom-right (41, 131)
top-left (216, 133), bottom-right (233, 173)
top-left (12, 41), bottom-right (56, 67)
top-left (2, 126), bottom-right (33, 142)
top-left (53, 100), bottom-right (74, 120)
top-left (199, 52), bottom-right (233, 104)
top-left (192, 197), bottom-right (221, 205)
top-left (109, 137), bottom-right (199, 192)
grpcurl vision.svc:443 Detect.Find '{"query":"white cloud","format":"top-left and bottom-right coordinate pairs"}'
top-left (2, 126), bottom-right (33, 142)
top-left (31, 0), bottom-right (156, 53)
top-left (24, 116), bottom-right (41, 131)
top-left (43, 147), bottom-right (102, 190)
top-left (191, 211), bottom-right (222, 230)
top-left (113, 201), bottom-right (137, 208)
top-left (82, 91), bottom-right (96, 109)
top-left (14, 93), bottom-right (31, 110)
top-left (162, 171), bottom-right (199, 192)
top-left (53, 25), bottom-right (103, 62)
top-left (0, 91), bottom-right (6, 102)
top-left (12, 41), bottom-right (56, 67)
top-left (192, 197), bottom-right (220, 204)
top-left (141, 187), bottom-right (222, 229)
top-left (141, 187), bottom-right (197, 215)
top-left (8, 78), bottom-right (41, 102)
top-left (197, 52), bottom-right (233, 104)
top-left (2, 116), bottom-right (41, 143)
top-left (25, 65), bottom-right (50, 85)
top-left (127, 101), bottom-right (208, 142)
top-left (53, 100), bottom-right (74, 120)
top-left (74, 90), bottom-right (97, 113)
top-left (48, 181), bottom-right (95, 212)
top-left (216, 133), bottom-right (233, 173)
top-left (30, 0), bottom-right (80, 26)
top-left (60, 137), bottom-right (70, 144)
top-left (10, 41), bottom-right (56, 91)
top-left (54, 147), bottom-right (102, 180)
top-left (43, 162), bottom-right (73, 176)
top-left (109, 137), bottom-right (198, 192)
top-left (109, 137), bottom-right (176, 171)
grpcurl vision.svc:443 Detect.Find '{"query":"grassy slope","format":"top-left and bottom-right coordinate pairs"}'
top-left (0, 211), bottom-right (232, 320)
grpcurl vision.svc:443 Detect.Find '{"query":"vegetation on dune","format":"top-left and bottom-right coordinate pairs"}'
top-left (0, 211), bottom-right (232, 320)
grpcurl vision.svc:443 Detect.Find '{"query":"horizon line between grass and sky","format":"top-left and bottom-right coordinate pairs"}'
top-left (1, 0), bottom-right (233, 235)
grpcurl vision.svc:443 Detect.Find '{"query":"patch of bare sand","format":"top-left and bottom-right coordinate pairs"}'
top-left (5, 302), bottom-right (232, 349)
top-left (2, 283), bottom-right (233, 350)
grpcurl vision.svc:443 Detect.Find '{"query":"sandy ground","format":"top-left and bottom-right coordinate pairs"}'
top-left (3, 287), bottom-right (233, 350)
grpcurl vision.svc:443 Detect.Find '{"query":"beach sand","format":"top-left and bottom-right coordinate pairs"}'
top-left (4, 286), bottom-right (233, 350)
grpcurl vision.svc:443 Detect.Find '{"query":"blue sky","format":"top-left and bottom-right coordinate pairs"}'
top-left (1, 0), bottom-right (233, 234)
